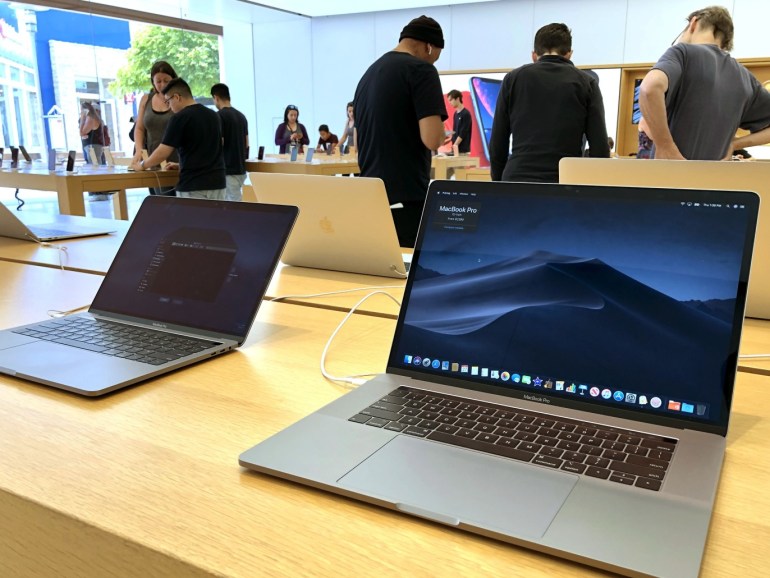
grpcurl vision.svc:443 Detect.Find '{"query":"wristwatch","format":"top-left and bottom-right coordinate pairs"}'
top-left (139, 160), bottom-right (145, 170)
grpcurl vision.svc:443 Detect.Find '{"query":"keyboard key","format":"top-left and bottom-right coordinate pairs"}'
top-left (532, 455), bottom-right (563, 469)
top-left (456, 428), bottom-right (478, 439)
top-left (518, 442), bottom-right (542, 454)
top-left (371, 401), bottom-right (405, 413)
top-left (398, 416), bottom-right (422, 426)
top-left (477, 415), bottom-right (499, 425)
top-left (436, 424), bottom-right (459, 435)
top-left (476, 407), bottom-right (496, 416)
top-left (618, 435), bottom-right (642, 445)
top-left (562, 451), bottom-right (586, 463)
top-left (581, 436), bottom-right (603, 447)
top-left (602, 449), bottom-right (627, 462)
top-left (554, 423), bottom-right (576, 432)
top-left (517, 423), bottom-right (539, 433)
top-left (602, 440), bottom-right (626, 451)
top-left (399, 407), bottom-right (421, 417)
top-left (427, 430), bottom-right (535, 462)
top-left (439, 407), bottom-right (462, 417)
top-left (538, 427), bottom-right (560, 437)
top-left (539, 447), bottom-right (564, 458)
top-left (404, 426), bottom-right (430, 437)
top-left (648, 450), bottom-right (673, 462)
top-left (609, 474), bottom-right (635, 486)
top-left (384, 422), bottom-right (407, 432)
top-left (473, 423), bottom-right (495, 433)
top-left (514, 432), bottom-right (538, 442)
top-left (477, 433), bottom-right (500, 444)
top-left (585, 456), bottom-right (610, 468)
top-left (496, 438), bottom-right (519, 448)
top-left (365, 418), bottom-right (390, 428)
top-left (610, 460), bottom-right (666, 481)
top-left (635, 477), bottom-right (663, 491)
top-left (437, 416), bottom-right (458, 425)
top-left (575, 426), bottom-right (598, 436)
top-left (557, 431), bottom-right (581, 442)
top-left (625, 445), bottom-right (648, 457)
top-left (494, 427), bottom-right (516, 438)
top-left (640, 439), bottom-right (677, 452)
top-left (561, 461), bottom-right (587, 474)
top-left (536, 436), bottom-right (559, 447)
top-left (456, 419), bottom-right (476, 429)
top-left (557, 440), bottom-right (582, 452)
top-left (580, 445), bottom-right (604, 456)
top-left (418, 420), bottom-right (441, 430)
top-left (625, 454), bottom-right (670, 472)
top-left (348, 414), bottom-right (370, 424)
top-left (534, 418), bottom-right (555, 428)
top-left (361, 407), bottom-right (401, 421)
top-left (585, 466), bottom-right (611, 480)
top-left (418, 411), bottom-right (441, 420)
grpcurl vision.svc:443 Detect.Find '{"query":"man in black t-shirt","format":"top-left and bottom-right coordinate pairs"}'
top-left (354, 15), bottom-right (447, 247)
top-left (132, 78), bottom-right (226, 199)
top-left (211, 83), bottom-right (249, 201)
top-left (447, 89), bottom-right (471, 155)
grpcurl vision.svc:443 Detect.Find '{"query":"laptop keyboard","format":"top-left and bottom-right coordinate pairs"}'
top-left (13, 316), bottom-right (219, 365)
top-left (349, 386), bottom-right (676, 492)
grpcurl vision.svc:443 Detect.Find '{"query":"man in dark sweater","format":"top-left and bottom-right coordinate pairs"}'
top-left (132, 78), bottom-right (226, 199)
top-left (489, 23), bottom-right (609, 182)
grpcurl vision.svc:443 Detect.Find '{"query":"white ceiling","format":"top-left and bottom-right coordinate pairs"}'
top-left (236, 0), bottom-right (498, 18)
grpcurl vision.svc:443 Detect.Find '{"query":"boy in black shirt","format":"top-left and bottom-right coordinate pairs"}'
top-left (211, 83), bottom-right (249, 201)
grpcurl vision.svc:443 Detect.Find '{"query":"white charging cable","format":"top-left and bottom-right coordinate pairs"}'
top-left (320, 290), bottom-right (401, 387)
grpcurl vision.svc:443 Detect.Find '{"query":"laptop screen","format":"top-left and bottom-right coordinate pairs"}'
top-left (388, 181), bottom-right (758, 431)
top-left (91, 197), bottom-right (297, 339)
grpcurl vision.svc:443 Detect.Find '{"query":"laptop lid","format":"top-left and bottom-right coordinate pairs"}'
top-left (560, 157), bottom-right (770, 320)
top-left (249, 172), bottom-right (407, 278)
top-left (89, 196), bottom-right (298, 343)
top-left (386, 180), bottom-right (758, 436)
top-left (0, 202), bottom-right (116, 242)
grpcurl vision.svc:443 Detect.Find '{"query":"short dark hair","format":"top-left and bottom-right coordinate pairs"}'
top-left (319, 124), bottom-right (329, 132)
top-left (533, 23), bottom-right (572, 56)
top-left (688, 6), bottom-right (734, 51)
top-left (447, 89), bottom-right (463, 102)
top-left (162, 77), bottom-right (192, 99)
top-left (210, 83), bottom-right (231, 101)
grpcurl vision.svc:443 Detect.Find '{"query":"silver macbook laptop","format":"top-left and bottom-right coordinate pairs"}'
top-left (240, 180), bottom-right (758, 577)
top-left (0, 196), bottom-right (297, 396)
top-left (248, 172), bottom-right (409, 278)
top-left (0, 202), bottom-right (116, 242)
top-left (560, 157), bottom-right (770, 320)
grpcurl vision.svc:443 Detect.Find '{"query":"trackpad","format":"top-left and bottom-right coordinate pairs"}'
top-left (339, 435), bottom-right (577, 539)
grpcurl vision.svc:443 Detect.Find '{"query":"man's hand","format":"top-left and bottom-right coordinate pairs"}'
top-left (163, 162), bottom-right (179, 171)
top-left (652, 142), bottom-right (686, 160)
top-left (130, 158), bottom-right (144, 171)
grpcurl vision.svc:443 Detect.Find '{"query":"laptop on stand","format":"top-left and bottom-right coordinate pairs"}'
top-left (240, 180), bottom-right (758, 577)
top-left (0, 196), bottom-right (297, 396)
top-left (249, 172), bottom-right (409, 278)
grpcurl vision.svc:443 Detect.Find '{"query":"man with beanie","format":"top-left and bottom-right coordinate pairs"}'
top-left (354, 15), bottom-right (448, 247)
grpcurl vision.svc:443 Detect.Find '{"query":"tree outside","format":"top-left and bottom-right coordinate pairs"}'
top-left (110, 26), bottom-right (220, 98)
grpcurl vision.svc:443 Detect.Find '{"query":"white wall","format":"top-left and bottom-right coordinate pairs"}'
top-left (237, 0), bottom-right (770, 156)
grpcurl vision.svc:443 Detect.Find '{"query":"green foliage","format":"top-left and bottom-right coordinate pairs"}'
top-left (109, 26), bottom-right (220, 98)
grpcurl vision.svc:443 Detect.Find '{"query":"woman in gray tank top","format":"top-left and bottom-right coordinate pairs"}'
top-left (132, 60), bottom-right (179, 195)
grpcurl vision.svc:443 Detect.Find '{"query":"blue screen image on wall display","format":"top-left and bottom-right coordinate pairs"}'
top-left (469, 76), bottom-right (501, 160)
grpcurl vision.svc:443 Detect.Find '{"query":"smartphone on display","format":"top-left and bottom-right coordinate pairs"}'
top-left (65, 150), bottom-right (76, 172)
top-left (290, 146), bottom-right (298, 162)
top-left (257, 145), bottom-right (265, 160)
top-left (10, 147), bottom-right (19, 169)
top-left (305, 148), bottom-right (314, 162)
top-left (47, 149), bottom-right (57, 171)
top-left (469, 77), bottom-right (502, 162)
top-left (18, 145), bottom-right (32, 163)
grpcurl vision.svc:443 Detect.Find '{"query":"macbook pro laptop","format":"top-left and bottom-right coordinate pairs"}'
top-left (249, 172), bottom-right (409, 278)
top-left (240, 180), bottom-right (758, 577)
top-left (560, 157), bottom-right (770, 320)
top-left (0, 202), bottom-right (116, 242)
top-left (0, 196), bottom-right (297, 396)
